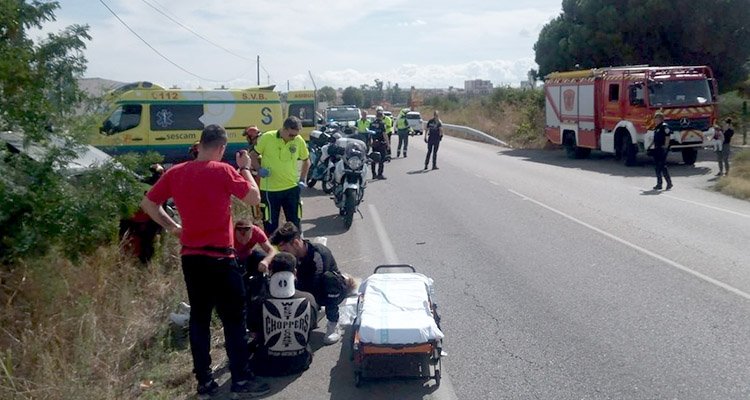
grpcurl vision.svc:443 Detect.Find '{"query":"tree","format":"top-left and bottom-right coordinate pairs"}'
top-left (341, 86), bottom-right (364, 107)
top-left (318, 86), bottom-right (336, 103)
top-left (0, 0), bottom-right (91, 139)
top-left (0, 1), bottom-right (142, 263)
top-left (534, 0), bottom-right (750, 91)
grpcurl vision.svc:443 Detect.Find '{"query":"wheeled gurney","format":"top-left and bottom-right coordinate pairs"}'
top-left (350, 265), bottom-right (444, 387)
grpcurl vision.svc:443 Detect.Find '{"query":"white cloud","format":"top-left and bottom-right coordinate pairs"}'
top-left (49, 0), bottom-right (560, 89)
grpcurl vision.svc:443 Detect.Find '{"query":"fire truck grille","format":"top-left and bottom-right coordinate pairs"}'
top-left (665, 117), bottom-right (710, 132)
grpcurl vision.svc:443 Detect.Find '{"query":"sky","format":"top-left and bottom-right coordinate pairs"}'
top-left (47, 0), bottom-right (563, 90)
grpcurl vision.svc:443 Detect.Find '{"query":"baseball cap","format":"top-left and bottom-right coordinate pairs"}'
top-left (269, 252), bottom-right (297, 298)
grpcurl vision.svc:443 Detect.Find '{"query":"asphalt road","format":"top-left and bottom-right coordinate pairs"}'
top-left (217, 136), bottom-right (750, 400)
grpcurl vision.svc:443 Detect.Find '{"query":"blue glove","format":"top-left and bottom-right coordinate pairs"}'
top-left (298, 180), bottom-right (307, 189)
top-left (258, 167), bottom-right (270, 178)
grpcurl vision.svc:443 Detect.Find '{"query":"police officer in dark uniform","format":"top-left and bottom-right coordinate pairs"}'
top-left (651, 111), bottom-right (673, 190)
top-left (369, 109), bottom-right (389, 180)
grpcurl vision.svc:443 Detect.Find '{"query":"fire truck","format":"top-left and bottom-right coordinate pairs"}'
top-left (544, 65), bottom-right (718, 165)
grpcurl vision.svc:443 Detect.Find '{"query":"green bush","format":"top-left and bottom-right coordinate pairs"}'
top-left (0, 145), bottom-right (144, 264)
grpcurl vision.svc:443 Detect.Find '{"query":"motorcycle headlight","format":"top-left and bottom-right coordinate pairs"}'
top-left (347, 155), bottom-right (363, 170)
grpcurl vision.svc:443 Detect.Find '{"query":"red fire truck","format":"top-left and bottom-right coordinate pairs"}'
top-left (544, 65), bottom-right (718, 165)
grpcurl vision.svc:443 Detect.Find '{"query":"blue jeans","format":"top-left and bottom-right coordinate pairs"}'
top-left (182, 255), bottom-right (249, 384)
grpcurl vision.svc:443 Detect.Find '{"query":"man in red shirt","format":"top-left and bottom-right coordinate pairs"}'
top-left (140, 124), bottom-right (270, 398)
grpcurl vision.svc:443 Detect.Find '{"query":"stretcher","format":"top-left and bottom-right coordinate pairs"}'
top-left (350, 265), bottom-right (444, 387)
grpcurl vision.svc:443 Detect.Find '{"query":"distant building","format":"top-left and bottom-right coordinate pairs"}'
top-left (464, 79), bottom-right (493, 95)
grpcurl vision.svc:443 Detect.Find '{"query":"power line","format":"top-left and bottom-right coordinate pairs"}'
top-left (98, 0), bottom-right (223, 82)
top-left (140, 0), bottom-right (254, 62)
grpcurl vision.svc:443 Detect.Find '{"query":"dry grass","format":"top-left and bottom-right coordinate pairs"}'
top-left (715, 149), bottom-right (750, 199)
top-left (422, 100), bottom-right (548, 149)
top-left (0, 236), bottom-right (187, 399)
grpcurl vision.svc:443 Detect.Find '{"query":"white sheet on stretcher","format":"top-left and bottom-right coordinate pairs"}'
top-left (358, 273), bottom-right (444, 345)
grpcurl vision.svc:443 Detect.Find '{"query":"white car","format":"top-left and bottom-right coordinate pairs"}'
top-left (405, 111), bottom-right (423, 135)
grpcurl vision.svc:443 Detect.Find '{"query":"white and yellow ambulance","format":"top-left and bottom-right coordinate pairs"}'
top-left (91, 82), bottom-right (283, 163)
top-left (286, 90), bottom-right (318, 141)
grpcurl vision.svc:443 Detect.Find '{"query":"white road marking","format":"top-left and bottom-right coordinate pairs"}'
top-left (661, 193), bottom-right (750, 219)
top-left (367, 204), bottom-right (459, 400)
top-left (367, 204), bottom-right (399, 265)
top-left (630, 185), bottom-right (750, 218)
top-left (509, 189), bottom-right (750, 302)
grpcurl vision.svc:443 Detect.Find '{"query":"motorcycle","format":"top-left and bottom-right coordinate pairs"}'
top-left (329, 136), bottom-right (380, 229)
top-left (306, 129), bottom-right (332, 190)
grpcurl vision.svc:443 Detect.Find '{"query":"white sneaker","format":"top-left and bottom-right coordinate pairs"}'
top-left (323, 321), bottom-right (341, 345)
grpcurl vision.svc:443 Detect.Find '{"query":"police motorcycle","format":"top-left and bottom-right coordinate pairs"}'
top-left (306, 128), bottom-right (333, 190)
top-left (328, 133), bottom-right (380, 229)
top-left (307, 122), bottom-right (342, 194)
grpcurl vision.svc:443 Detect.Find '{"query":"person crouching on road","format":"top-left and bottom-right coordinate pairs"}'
top-left (651, 111), bottom-right (673, 190)
top-left (247, 252), bottom-right (318, 376)
top-left (250, 116), bottom-right (311, 235)
top-left (270, 222), bottom-right (355, 345)
top-left (233, 219), bottom-right (277, 332)
top-left (140, 124), bottom-right (270, 398)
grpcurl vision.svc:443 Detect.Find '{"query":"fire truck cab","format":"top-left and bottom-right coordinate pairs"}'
top-left (544, 65), bottom-right (718, 166)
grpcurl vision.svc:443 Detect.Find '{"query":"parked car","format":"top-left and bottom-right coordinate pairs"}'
top-left (405, 111), bottom-right (423, 135)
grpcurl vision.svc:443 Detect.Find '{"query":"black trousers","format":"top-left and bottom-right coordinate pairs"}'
top-left (425, 139), bottom-right (441, 168)
top-left (261, 186), bottom-right (301, 235)
top-left (320, 271), bottom-right (347, 322)
top-left (652, 148), bottom-right (672, 186)
top-left (371, 141), bottom-right (387, 177)
top-left (181, 255), bottom-right (249, 384)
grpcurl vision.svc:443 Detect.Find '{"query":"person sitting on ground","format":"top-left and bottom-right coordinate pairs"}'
top-left (248, 252), bottom-right (318, 376)
top-left (270, 222), bottom-right (355, 345)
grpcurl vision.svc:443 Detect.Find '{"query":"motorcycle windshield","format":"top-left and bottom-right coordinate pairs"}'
top-left (335, 137), bottom-right (367, 159)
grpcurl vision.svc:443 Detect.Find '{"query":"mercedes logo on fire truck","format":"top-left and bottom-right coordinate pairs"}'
top-left (679, 117), bottom-right (690, 128)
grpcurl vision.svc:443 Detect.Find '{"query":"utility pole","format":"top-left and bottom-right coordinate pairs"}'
top-left (257, 55), bottom-right (260, 86)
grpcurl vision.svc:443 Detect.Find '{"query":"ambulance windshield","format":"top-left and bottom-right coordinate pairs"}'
top-left (647, 79), bottom-right (711, 107)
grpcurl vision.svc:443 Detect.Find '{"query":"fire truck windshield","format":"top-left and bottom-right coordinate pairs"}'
top-left (647, 79), bottom-right (711, 107)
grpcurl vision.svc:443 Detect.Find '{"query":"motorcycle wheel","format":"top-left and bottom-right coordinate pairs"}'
top-left (343, 189), bottom-right (356, 229)
top-left (322, 173), bottom-right (334, 194)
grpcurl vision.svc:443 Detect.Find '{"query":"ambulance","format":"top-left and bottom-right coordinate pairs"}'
top-left (91, 82), bottom-right (283, 163)
top-left (286, 90), bottom-right (318, 141)
top-left (544, 65), bottom-right (718, 165)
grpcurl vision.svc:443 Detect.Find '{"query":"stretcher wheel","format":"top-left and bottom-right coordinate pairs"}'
top-left (434, 368), bottom-right (441, 387)
top-left (354, 371), bottom-right (362, 388)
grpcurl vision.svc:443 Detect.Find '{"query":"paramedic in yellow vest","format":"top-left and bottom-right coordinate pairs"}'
top-left (396, 108), bottom-right (411, 158)
top-left (378, 106), bottom-right (393, 161)
top-left (355, 109), bottom-right (371, 145)
top-left (250, 116), bottom-right (311, 235)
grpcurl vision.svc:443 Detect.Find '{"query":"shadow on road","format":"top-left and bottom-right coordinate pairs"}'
top-left (501, 148), bottom-right (714, 178)
top-left (302, 213), bottom-right (350, 237)
top-left (328, 326), bottom-right (440, 400)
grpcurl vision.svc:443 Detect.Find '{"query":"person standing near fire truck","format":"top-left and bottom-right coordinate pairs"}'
top-left (651, 111), bottom-right (673, 190)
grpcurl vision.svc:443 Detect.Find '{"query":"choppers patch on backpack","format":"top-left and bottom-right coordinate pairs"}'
top-left (262, 297), bottom-right (311, 354)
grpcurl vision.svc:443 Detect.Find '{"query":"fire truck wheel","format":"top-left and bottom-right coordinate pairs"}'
top-left (617, 134), bottom-right (637, 166)
top-left (681, 148), bottom-right (698, 165)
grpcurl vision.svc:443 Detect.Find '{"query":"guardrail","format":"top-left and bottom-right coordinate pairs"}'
top-left (442, 123), bottom-right (509, 148)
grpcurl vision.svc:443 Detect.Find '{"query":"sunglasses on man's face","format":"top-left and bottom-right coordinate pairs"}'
top-left (235, 226), bottom-right (252, 232)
